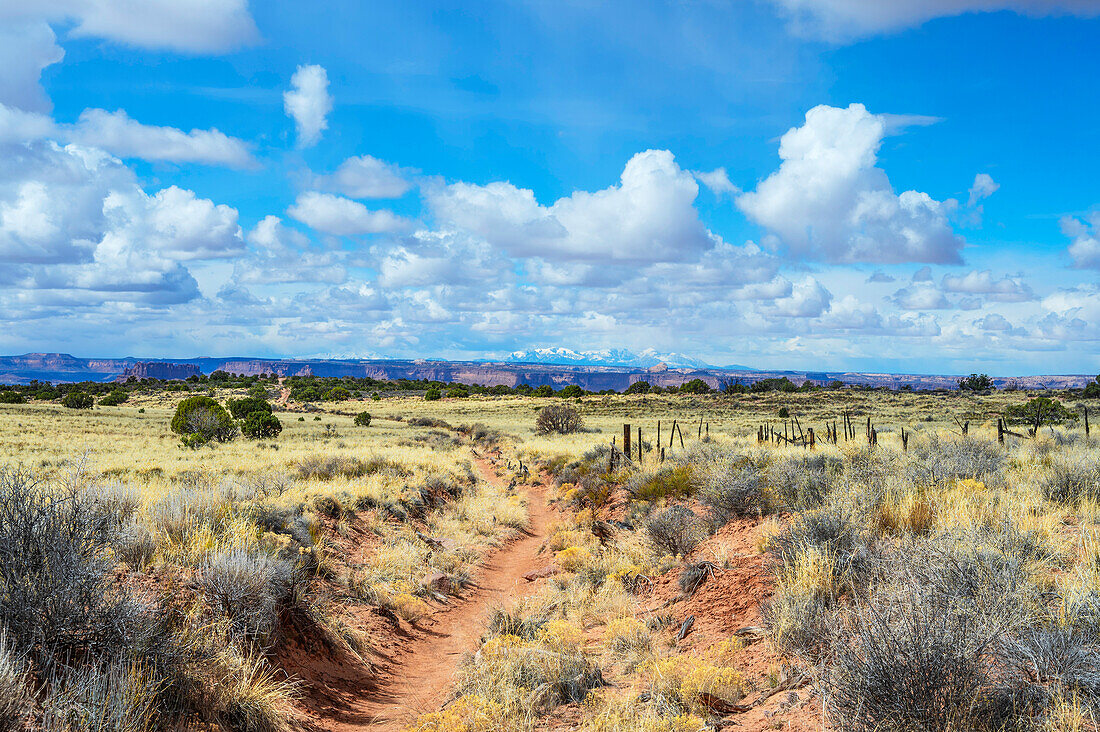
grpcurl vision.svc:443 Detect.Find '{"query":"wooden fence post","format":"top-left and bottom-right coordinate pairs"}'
top-left (669, 420), bottom-right (677, 448)
top-left (997, 418), bottom-right (1005, 445)
top-left (901, 428), bottom-right (909, 451)
top-left (963, 420), bottom-right (969, 436)
top-left (808, 428), bottom-right (815, 450)
top-left (1086, 407), bottom-right (1091, 438)
top-left (623, 423), bottom-right (631, 460)
top-left (637, 426), bottom-right (642, 463)
top-left (697, 418), bottom-right (703, 439)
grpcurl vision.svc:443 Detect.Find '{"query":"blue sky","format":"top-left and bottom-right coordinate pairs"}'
top-left (1, 0), bottom-right (1099, 375)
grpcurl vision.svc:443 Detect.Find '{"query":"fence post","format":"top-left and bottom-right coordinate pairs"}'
top-left (623, 423), bottom-right (631, 460)
top-left (657, 420), bottom-right (662, 448)
top-left (963, 420), bottom-right (969, 436)
top-left (997, 418), bottom-right (1005, 445)
top-left (808, 427), bottom-right (815, 450)
top-left (637, 426), bottom-right (642, 463)
top-left (901, 428), bottom-right (909, 451)
top-left (669, 420), bottom-right (677, 448)
top-left (1086, 407), bottom-right (1091, 438)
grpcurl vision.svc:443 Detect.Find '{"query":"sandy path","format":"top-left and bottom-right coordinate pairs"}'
top-left (327, 455), bottom-right (552, 731)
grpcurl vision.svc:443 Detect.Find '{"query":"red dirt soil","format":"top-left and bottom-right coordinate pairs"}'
top-left (648, 517), bottom-right (824, 731)
top-left (284, 454), bottom-right (556, 731)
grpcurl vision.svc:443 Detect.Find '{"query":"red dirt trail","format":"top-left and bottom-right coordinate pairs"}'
top-left (310, 455), bottom-right (554, 731)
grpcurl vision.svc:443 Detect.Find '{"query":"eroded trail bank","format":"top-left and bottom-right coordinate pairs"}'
top-left (308, 454), bottom-right (553, 731)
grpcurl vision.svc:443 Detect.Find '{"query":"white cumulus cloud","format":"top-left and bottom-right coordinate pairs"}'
top-left (0, 0), bottom-right (260, 53)
top-left (428, 149), bottom-right (712, 264)
top-left (1062, 213), bottom-right (1100, 269)
top-left (768, 0), bottom-right (1100, 41)
top-left (314, 155), bottom-right (412, 199)
top-left (738, 103), bottom-right (963, 264)
top-left (284, 64), bottom-right (332, 149)
top-left (288, 191), bottom-right (409, 236)
top-left (69, 109), bottom-right (255, 168)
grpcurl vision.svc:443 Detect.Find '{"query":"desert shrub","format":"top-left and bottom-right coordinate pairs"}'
top-left (293, 454), bottom-right (408, 481)
top-left (624, 380), bottom-right (650, 394)
top-left (98, 389), bottom-right (128, 406)
top-left (111, 521), bottom-right (157, 569)
top-left (778, 406), bottom-right (790, 418)
top-left (241, 412), bottom-right (283, 439)
top-left (1000, 626), bottom-right (1100, 699)
top-left (763, 590), bottom-right (837, 661)
top-left (0, 470), bottom-right (142, 674)
top-left (0, 630), bottom-right (28, 731)
top-left (1038, 455), bottom-right (1100, 505)
top-left (535, 404), bottom-right (583, 435)
top-left (60, 391), bottom-right (93, 409)
top-left (645, 505), bottom-right (706, 556)
top-left (424, 388), bottom-right (441, 401)
top-left (456, 620), bottom-right (604, 717)
top-left (353, 412), bottom-right (372, 427)
top-left (40, 659), bottom-right (161, 732)
top-left (770, 502), bottom-right (869, 578)
top-left (824, 596), bottom-right (1026, 732)
top-left (487, 608), bottom-right (548, 641)
top-left (445, 386), bottom-right (469, 398)
top-left (407, 416), bottom-right (450, 428)
top-left (227, 397), bottom-right (272, 420)
top-left (171, 396), bottom-right (236, 447)
top-left (768, 454), bottom-right (840, 509)
top-left (630, 465), bottom-right (695, 501)
top-left (534, 385), bottom-right (554, 397)
top-left (696, 464), bottom-right (766, 528)
top-left (907, 436), bottom-right (1005, 486)
top-left (0, 392), bottom-right (24, 405)
top-left (198, 550), bottom-right (301, 646)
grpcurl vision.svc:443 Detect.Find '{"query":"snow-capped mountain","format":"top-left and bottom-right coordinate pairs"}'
top-left (505, 347), bottom-right (711, 370)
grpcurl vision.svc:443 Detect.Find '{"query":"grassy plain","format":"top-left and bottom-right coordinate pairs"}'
top-left (0, 385), bottom-right (1097, 731)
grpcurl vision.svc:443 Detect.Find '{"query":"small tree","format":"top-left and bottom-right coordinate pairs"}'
top-left (680, 378), bottom-right (711, 394)
top-left (0, 392), bottom-right (24, 405)
top-left (353, 412), bottom-right (372, 427)
top-left (98, 390), bottom-right (128, 406)
top-left (323, 386), bottom-right (351, 402)
top-left (60, 392), bottom-right (94, 410)
top-left (535, 404), bottom-right (583, 435)
top-left (1004, 397), bottom-right (1077, 428)
top-left (1084, 375), bottom-right (1100, 399)
top-left (424, 388), bottom-right (441, 401)
top-left (625, 380), bottom-right (651, 394)
top-left (227, 396), bottom-right (272, 420)
top-left (171, 396), bottom-right (236, 447)
top-left (957, 373), bottom-right (993, 391)
top-left (241, 412), bottom-right (283, 439)
top-left (558, 385), bottom-right (584, 398)
top-left (534, 385), bottom-right (554, 397)
top-left (445, 386), bottom-right (469, 398)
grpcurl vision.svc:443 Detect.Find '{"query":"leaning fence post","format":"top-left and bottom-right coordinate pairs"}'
top-left (669, 420), bottom-right (677, 448)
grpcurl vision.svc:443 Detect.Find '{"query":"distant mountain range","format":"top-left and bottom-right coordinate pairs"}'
top-left (0, 352), bottom-right (1093, 392)
top-left (506, 348), bottom-right (715, 369)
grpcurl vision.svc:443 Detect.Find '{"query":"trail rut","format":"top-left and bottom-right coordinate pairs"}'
top-left (321, 455), bottom-right (553, 731)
